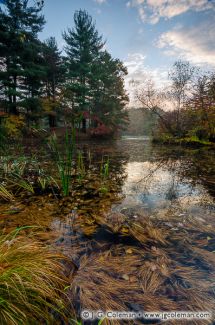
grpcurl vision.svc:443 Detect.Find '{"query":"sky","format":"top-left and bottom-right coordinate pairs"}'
top-left (38, 0), bottom-right (215, 102)
top-left (24, 0), bottom-right (215, 103)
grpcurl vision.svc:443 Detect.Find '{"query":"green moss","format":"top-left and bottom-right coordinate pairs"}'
top-left (153, 133), bottom-right (213, 147)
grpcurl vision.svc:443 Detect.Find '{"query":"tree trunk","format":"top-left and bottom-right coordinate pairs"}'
top-left (82, 118), bottom-right (86, 133)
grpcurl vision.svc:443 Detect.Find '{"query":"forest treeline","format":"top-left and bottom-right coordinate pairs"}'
top-left (135, 61), bottom-right (215, 144)
top-left (0, 0), bottom-right (129, 137)
top-left (0, 1), bottom-right (214, 143)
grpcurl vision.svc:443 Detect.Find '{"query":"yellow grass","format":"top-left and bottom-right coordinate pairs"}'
top-left (0, 233), bottom-right (69, 325)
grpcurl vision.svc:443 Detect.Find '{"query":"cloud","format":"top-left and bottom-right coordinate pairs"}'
top-left (157, 19), bottom-right (215, 67)
top-left (127, 0), bottom-right (215, 24)
top-left (124, 53), bottom-right (147, 79)
top-left (124, 53), bottom-right (169, 106)
top-left (94, 0), bottom-right (106, 4)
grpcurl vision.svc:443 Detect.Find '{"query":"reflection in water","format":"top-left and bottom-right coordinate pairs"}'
top-left (107, 137), bottom-right (215, 225)
top-left (74, 136), bottom-right (215, 226)
top-left (50, 137), bottom-right (215, 321)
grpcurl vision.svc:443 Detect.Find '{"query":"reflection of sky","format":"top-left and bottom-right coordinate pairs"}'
top-left (120, 161), bottom-right (211, 212)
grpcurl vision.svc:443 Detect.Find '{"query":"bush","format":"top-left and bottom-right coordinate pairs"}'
top-left (4, 115), bottom-right (25, 138)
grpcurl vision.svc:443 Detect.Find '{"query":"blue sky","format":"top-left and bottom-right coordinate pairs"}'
top-left (39, 0), bottom-right (215, 93)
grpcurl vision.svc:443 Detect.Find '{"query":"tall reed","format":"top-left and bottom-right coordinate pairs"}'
top-left (100, 156), bottom-right (110, 180)
top-left (49, 128), bottom-right (75, 196)
top-left (77, 150), bottom-right (85, 182)
top-left (99, 156), bottom-right (110, 194)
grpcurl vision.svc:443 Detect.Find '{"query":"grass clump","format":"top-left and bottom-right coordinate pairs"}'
top-left (77, 150), bottom-right (85, 183)
top-left (49, 129), bottom-right (75, 196)
top-left (99, 156), bottom-right (110, 194)
top-left (0, 232), bottom-right (69, 325)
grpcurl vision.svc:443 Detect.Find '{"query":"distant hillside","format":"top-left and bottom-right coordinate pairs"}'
top-left (123, 108), bottom-right (158, 136)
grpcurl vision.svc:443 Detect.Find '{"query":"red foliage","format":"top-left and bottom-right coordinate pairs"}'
top-left (90, 123), bottom-right (113, 137)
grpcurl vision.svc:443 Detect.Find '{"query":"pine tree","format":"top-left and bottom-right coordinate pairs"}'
top-left (42, 37), bottom-right (65, 127)
top-left (0, 0), bottom-right (45, 118)
top-left (91, 51), bottom-right (129, 131)
top-left (63, 9), bottom-right (104, 130)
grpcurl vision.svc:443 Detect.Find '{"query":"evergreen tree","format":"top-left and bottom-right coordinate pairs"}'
top-left (0, 0), bottom-right (45, 118)
top-left (42, 37), bottom-right (65, 127)
top-left (63, 9), bottom-right (104, 129)
top-left (43, 37), bottom-right (64, 100)
top-left (91, 51), bottom-right (129, 131)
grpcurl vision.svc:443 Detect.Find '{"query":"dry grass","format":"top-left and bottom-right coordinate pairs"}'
top-left (0, 232), bottom-right (69, 325)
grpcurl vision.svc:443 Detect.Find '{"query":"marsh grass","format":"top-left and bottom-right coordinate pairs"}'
top-left (12, 177), bottom-right (35, 194)
top-left (0, 154), bottom-right (59, 200)
top-left (0, 232), bottom-right (69, 325)
top-left (49, 129), bottom-right (75, 196)
top-left (0, 184), bottom-right (14, 201)
top-left (100, 156), bottom-right (110, 180)
top-left (77, 150), bottom-right (85, 183)
top-left (99, 156), bottom-right (110, 194)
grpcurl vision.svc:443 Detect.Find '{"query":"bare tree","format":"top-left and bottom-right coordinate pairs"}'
top-left (168, 61), bottom-right (196, 135)
top-left (134, 77), bottom-right (175, 135)
top-left (187, 72), bottom-right (215, 139)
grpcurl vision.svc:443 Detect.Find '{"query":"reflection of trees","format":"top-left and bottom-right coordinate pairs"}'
top-left (77, 141), bottom-right (214, 208)
top-left (132, 146), bottom-right (214, 208)
top-left (151, 146), bottom-right (215, 198)
top-left (76, 140), bottom-right (129, 192)
top-left (133, 158), bottom-right (184, 204)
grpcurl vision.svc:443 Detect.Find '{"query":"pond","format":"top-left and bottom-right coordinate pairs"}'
top-left (0, 136), bottom-right (215, 324)
top-left (113, 136), bottom-right (215, 222)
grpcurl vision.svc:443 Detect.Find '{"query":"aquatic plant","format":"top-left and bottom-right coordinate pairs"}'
top-left (0, 232), bottom-right (69, 325)
top-left (99, 156), bottom-right (110, 194)
top-left (49, 129), bottom-right (75, 196)
top-left (77, 150), bottom-right (85, 183)
top-left (12, 178), bottom-right (35, 194)
top-left (0, 156), bottom-right (23, 176)
top-left (0, 184), bottom-right (14, 201)
top-left (100, 156), bottom-right (110, 180)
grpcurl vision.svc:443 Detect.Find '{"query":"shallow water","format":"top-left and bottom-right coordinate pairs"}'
top-left (112, 137), bottom-right (215, 223)
top-left (75, 136), bottom-right (215, 223)
top-left (1, 136), bottom-right (215, 323)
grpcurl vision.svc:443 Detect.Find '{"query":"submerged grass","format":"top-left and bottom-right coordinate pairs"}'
top-left (65, 211), bottom-right (215, 324)
top-left (0, 232), bottom-right (69, 325)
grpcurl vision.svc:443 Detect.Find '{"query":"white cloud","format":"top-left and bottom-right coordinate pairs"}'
top-left (124, 53), bottom-right (147, 78)
top-left (157, 19), bottom-right (215, 67)
top-left (94, 0), bottom-right (106, 4)
top-left (124, 53), bottom-right (169, 106)
top-left (127, 0), bottom-right (215, 24)
top-left (138, 7), bottom-right (146, 21)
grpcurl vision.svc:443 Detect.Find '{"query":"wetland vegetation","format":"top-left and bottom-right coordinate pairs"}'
top-left (0, 1), bottom-right (215, 324)
top-left (0, 135), bottom-right (215, 324)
